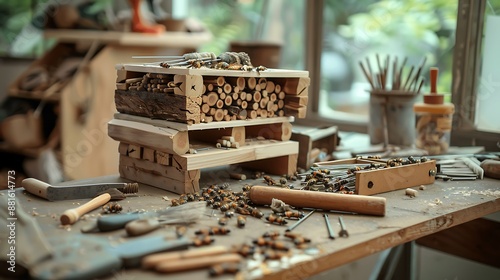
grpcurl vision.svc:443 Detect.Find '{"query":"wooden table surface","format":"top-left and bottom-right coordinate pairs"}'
top-left (4, 172), bottom-right (500, 279)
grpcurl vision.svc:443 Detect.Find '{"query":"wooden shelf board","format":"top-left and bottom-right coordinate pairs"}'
top-left (115, 63), bottom-right (309, 78)
top-left (44, 29), bottom-right (212, 48)
top-left (114, 113), bottom-right (294, 132)
top-left (181, 140), bottom-right (299, 170)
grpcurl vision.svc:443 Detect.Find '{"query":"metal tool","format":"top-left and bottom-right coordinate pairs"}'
top-left (323, 214), bottom-right (335, 239)
top-left (97, 201), bottom-right (206, 232)
top-left (285, 209), bottom-right (316, 232)
top-left (338, 216), bottom-right (349, 237)
top-left (22, 178), bottom-right (138, 201)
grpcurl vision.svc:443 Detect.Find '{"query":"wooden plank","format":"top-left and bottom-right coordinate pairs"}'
top-left (127, 144), bottom-right (142, 159)
top-left (239, 154), bottom-right (298, 176)
top-left (173, 74), bottom-right (203, 97)
top-left (44, 29), bottom-right (213, 49)
top-left (175, 140), bottom-right (299, 170)
top-left (189, 126), bottom-right (245, 146)
top-left (356, 160), bottom-right (436, 195)
top-left (108, 119), bottom-right (189, 155)
top-left (416, 218), bottom-right (500, 268)
top-left (113, 113), bottom-right (294, 132)
top-left (116, 63), bottom-right (310, 78)
top-left (114, 90), bottom-right (201, 124)
top-left (245, 121), bottom-right (292, 141)
top-left (119, 156), bottom-right (200, 194)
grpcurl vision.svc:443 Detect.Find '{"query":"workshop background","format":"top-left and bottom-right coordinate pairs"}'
top-left (0, 0), bottom-right (499, 279)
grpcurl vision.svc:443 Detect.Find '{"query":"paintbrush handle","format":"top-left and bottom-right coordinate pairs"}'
top-left (60, 193), bottom-right (111, 225)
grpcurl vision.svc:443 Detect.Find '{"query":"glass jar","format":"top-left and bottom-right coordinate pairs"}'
top-left (413, 103), bottom-right (454, 155)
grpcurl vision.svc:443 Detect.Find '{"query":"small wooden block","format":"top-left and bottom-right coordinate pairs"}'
top-left (127, 144), bottom-right (142, 159)
top-left (283, 77), bottom-right (310, 95)
top-left (356, 160), bottom-right (436, 195)
top-left (284, 105), bottom-right (307, 118)
top-left (285, 95), bottom-right (308, 107)
top-left (142, 147), bottom-right (155, 162)
top-left (174, 74), bottom-right (203, 97)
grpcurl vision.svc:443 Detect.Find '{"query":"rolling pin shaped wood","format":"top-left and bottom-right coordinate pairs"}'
top-left (481, 159), bottom-right (500, 179)
top-left (60, 193), bottom-right (111, 225)
top-left (249, 186), bottom-right (386, 216)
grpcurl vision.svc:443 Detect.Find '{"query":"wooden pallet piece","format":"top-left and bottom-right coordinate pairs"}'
top-left (245, 122), bottom-right (292, 141)
top-left (113, 113), bottom-right (294, 132)
top-left (108, 119), bottom-right (189, 155)
top-left (117, 140), bottom-right (299, 193)
top-left (119, 155), bottom-right (200, 194)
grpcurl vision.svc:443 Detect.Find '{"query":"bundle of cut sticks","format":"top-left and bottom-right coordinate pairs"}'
top-left (359, 54), bottom-right (427, 93)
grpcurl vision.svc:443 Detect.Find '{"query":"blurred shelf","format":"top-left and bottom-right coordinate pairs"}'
top-left (44, 29), bottom-right (212, 48)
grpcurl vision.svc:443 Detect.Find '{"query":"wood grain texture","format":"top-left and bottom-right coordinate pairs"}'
top-left (416, 218), bottom-right (500, 268)
top-left (108, 119), bottom-right (189, 155)
top-left (114, 89), bottom-right (201, 124)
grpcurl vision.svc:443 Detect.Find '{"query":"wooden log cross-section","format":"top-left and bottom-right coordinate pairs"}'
top-left (114, 66), bottom-right (310, 123)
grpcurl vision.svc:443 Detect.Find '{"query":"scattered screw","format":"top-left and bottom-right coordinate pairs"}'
top-left (323, 214), bottom-right (335, 239)
top-left (285, 209), bottom-right (316, 232)
top-left (338, 216), bottom-right (349, 237)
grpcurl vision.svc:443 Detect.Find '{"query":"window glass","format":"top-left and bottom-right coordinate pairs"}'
top-left (186, 0), bottom-right (305, 70)
top-left (320, 0), bottom-right (458, 121)
top-left (476, 1), bottom-right (500, 133)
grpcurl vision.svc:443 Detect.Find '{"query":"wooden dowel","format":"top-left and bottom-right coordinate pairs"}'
top-left (155, 253), bottom-right (242, 273)
top-left (143, 246), bottom-right (228, 269)
top-left (274, 83), bottom-right (282, 94)
top-left (249, 186), bottom-right (386, 216)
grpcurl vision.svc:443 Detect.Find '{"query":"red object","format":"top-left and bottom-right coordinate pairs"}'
top-left (130, 0), bottom-right (165, 34)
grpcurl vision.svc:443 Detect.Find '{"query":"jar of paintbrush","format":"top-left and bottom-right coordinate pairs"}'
top-left (413, 67), bottom-right (454, 155)
top-left (359, 55), bottom-right (425, 147)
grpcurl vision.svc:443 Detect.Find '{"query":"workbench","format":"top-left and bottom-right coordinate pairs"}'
top-left (2, 170), bottom-right (499, 279)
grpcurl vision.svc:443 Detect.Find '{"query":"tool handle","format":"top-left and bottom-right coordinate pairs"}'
top-left (155, 253), bottom-right (241, 273)
top-left (125, 218), bottom-right (161, 237)
top-left (60, 193), bottom-right (111, 225)
top-left (142, 245), bottom-right (228, 269)
top-left (430, 67), bottom-right (438, 94)
top-left (97, 212), bottom-right (144, 231)
top-left (22, 178), bottom-right (51, 200)
top-left (249, 186), bottom-right (386, 216)
top-left (481, 159), bottom-right (500, 179)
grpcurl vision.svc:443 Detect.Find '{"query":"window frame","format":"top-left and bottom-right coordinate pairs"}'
top-left (451, 0), bottom-right (499, 151)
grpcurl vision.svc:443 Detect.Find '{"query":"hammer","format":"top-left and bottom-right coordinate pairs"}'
top-left (22, 178), bottom-right (138, 201)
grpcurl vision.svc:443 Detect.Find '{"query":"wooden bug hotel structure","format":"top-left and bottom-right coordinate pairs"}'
top-left (108, 60), bottom-right (309, 194)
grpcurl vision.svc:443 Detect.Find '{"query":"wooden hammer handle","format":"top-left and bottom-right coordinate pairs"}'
top-left (249, 186), bottom-right (386, 216)
top-left (60, 193), bottom-right (111, 225)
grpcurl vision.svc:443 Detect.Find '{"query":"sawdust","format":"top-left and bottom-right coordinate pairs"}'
top-left (427, 198), bottom-right (443, 207)
top-left (452, 189), bottom-right (500, 197)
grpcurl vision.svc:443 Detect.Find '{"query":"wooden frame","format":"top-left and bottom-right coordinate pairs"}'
top-left (450, 0), bottom-right (499, 150)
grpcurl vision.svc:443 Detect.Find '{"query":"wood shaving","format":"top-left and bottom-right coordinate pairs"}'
top-left (453, 189), bottom-right (500, 197)
top-left (419, 185), bottom-right (426, 190)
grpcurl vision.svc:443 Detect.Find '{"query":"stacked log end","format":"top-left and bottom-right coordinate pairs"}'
top-left (115, 68), bottom-right (310, 124)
